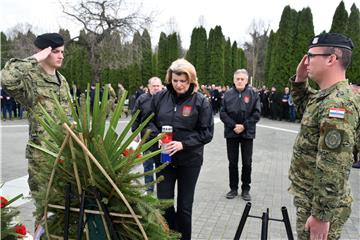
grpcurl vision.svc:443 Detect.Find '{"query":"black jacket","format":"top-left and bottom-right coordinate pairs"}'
top-left (220, 85), bottom-right (261, 139)
top-left (131, 92), bottom-right (152, 137)
top-left (148, 84), bottom-right (214, 166)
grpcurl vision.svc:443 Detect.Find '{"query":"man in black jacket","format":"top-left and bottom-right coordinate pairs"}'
top-left (132, 77), bottom-right (163, 193)
top-left (220, 69), bottom-right (261, 201)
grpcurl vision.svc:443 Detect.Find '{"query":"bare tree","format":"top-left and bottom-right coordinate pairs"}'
top-left (198, 15), bottom-right (206, 27)
top-left (7, 25), bottom-right (36, 59)
top-left (165, 17), bottom-right (179, 34)
top-left (244, 19), bottom-right (269, 87)
top-left (60, 0), bottom-right (153, 83)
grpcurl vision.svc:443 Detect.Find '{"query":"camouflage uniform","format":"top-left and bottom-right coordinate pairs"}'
top-left (1, 57), bottom-right (71, 192)
top-left (288, 76), bottom-right (360, 240)
top-left (108, 84), bottom-right (117, 111)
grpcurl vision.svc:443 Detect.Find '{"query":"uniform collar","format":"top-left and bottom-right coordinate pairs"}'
top-left (316, 80), bottom-right (349, 98)
top-left (37, 64), bottom-right (61, 85)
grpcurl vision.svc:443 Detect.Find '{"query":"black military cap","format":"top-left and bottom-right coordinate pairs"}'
top-left (34, 33), bottom-right (64, 49)
top-left (309, 33), bottom-right (354, 51)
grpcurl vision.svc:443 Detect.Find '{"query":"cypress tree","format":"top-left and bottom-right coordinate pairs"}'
top-left (101, 68), bottom-right (110, 85)
top-left (224, 38), bottom-right (233, 86)
top-left (152, 52), bottom-right (158, 78)
top-left (132, 31), bottom-right (142, 64)
top-left (80, 47), bottom-right (92, 90)
top-left (208, 26), bottom-right (225, 85)
top-left (264, 30), bottom-right (276, 87)
top-left (62, 42), bottom-right (91, 91)
top-left (186, 27), bottom-right (199, 66)
top-left (288, 8), bottom-right (300, 84)
top-left (196, 26), bottom-right (208, 84)
top-left (168, 32), bottom-right (180, 63)
top-left (293, 7), bottom-right (315, 66)
top-left (177, 34), bottom-right (184, 58)
top-left (141, 29), bottom-right (153, 85)
top-left (131, 32), bottom-right (142, 91)
top-left (330, 1), bottom-right (349, 34)
top-left (238, 48), bottom-right (247, 69)
top-left (269, 6), bottom-right (298, 89)
top-left (157, 32), bottom-right (169, 80)
top-left (347, 3), bottom-right (360, 84)
top-left (129, 63), bottom-right (142, 94)
top-left (186, 27), bottom-right (208, 84)
top-left (59, 28), bottom-right (71, 42)
top-left (231, 41), bottom-right (239, 73)
top-left (1, 32), bottom-right (11, 69)
top-left (122, 67), bottom-right (132, 94)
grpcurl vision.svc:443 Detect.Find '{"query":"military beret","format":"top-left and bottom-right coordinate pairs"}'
top-left (34, 33), bottom-right (64, 49)
top-left (309, 33), bottom-right (354, 50)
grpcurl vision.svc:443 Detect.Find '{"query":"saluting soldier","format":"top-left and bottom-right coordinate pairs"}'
top-left (288, 33), bottom-right (360, 240)
top-left (1, 33), bottom-right (71, 192)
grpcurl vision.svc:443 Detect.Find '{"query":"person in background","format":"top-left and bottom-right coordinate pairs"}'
top-left (220, 69), bottom-right (261, 201)
top-left (268, 86), bottom-right (281, 120)
top-left (280, 87), bottom-right (290, 121)
top-left (288, 93), bottom-right (296, 122)
top-left (210, 84), bottom-right (220, 115)
top-left (15, 100), bottom-right (23, 119)
top-left (131, 77), bottom-right (163, 193)
top-left (288, 33), bottom-right (360, 240)
top-left (107, 83), bottom-right (117, 111)
top-left (259, 85), bottom-right (270, 118)
top-left (1, 89), bottom-right (13, 120)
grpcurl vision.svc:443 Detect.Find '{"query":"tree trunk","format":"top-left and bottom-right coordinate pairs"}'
top-left (89, 43), bottom-right (101, 85)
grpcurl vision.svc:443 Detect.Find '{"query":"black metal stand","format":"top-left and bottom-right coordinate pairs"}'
top-left (234, 202), bottom-right (294, 240)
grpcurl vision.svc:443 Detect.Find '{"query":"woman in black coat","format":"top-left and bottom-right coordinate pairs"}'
top-left (149, 59), bottom-right (214, 240)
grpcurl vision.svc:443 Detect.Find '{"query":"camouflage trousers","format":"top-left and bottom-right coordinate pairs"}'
top-left (26, 144), bottom-right (47, 193)
top-left (293, 196), bottom-right (351, 240)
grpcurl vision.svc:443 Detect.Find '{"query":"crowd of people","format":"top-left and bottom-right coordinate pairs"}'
top-left (1, 31), bottom-right (359, 240)
top-left (1, 87), bottom-right (24, 120)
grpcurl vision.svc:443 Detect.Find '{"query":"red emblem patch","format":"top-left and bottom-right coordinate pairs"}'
top-left (182, 105), bottom-right (192, 116)
top-left (243, 96), bottom-right (250, 103)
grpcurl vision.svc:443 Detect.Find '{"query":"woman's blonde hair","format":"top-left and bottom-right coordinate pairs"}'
top-left (165, 58), bottom-right (199, 92)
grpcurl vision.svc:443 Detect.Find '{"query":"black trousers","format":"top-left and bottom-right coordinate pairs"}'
top-left (226, 138), bottom-right (253, 192)
top-left (156, 163), bottom-right (201, 240)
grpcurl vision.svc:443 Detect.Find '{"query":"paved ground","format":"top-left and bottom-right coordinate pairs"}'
top-left (1, 116), bottom-right (359, 239)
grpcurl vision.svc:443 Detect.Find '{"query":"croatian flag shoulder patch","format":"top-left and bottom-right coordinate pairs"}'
top-left (329, 108), bottom-right (345, 119)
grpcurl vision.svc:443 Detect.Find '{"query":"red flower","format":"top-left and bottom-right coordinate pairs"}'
top-left (123, 148), bottom-right (142, 158)
top-left (15, 224), bottom-right (27, 236)
top-left (1, 196), bottom-right (8, 208)
top-left (122, 148), bottom-right (129, 157)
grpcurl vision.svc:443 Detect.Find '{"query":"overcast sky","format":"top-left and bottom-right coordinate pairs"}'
top-left (0, 0), bottom-right (356, 48)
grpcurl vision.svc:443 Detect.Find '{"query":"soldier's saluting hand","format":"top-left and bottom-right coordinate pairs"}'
top-left (32, 46), bottom-right (52, 62)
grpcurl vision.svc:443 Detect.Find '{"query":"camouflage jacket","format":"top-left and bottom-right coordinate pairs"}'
top-left (288, 77), bottom-right (360, 222)
top-left (1, 57), bottom-right (71, 145)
